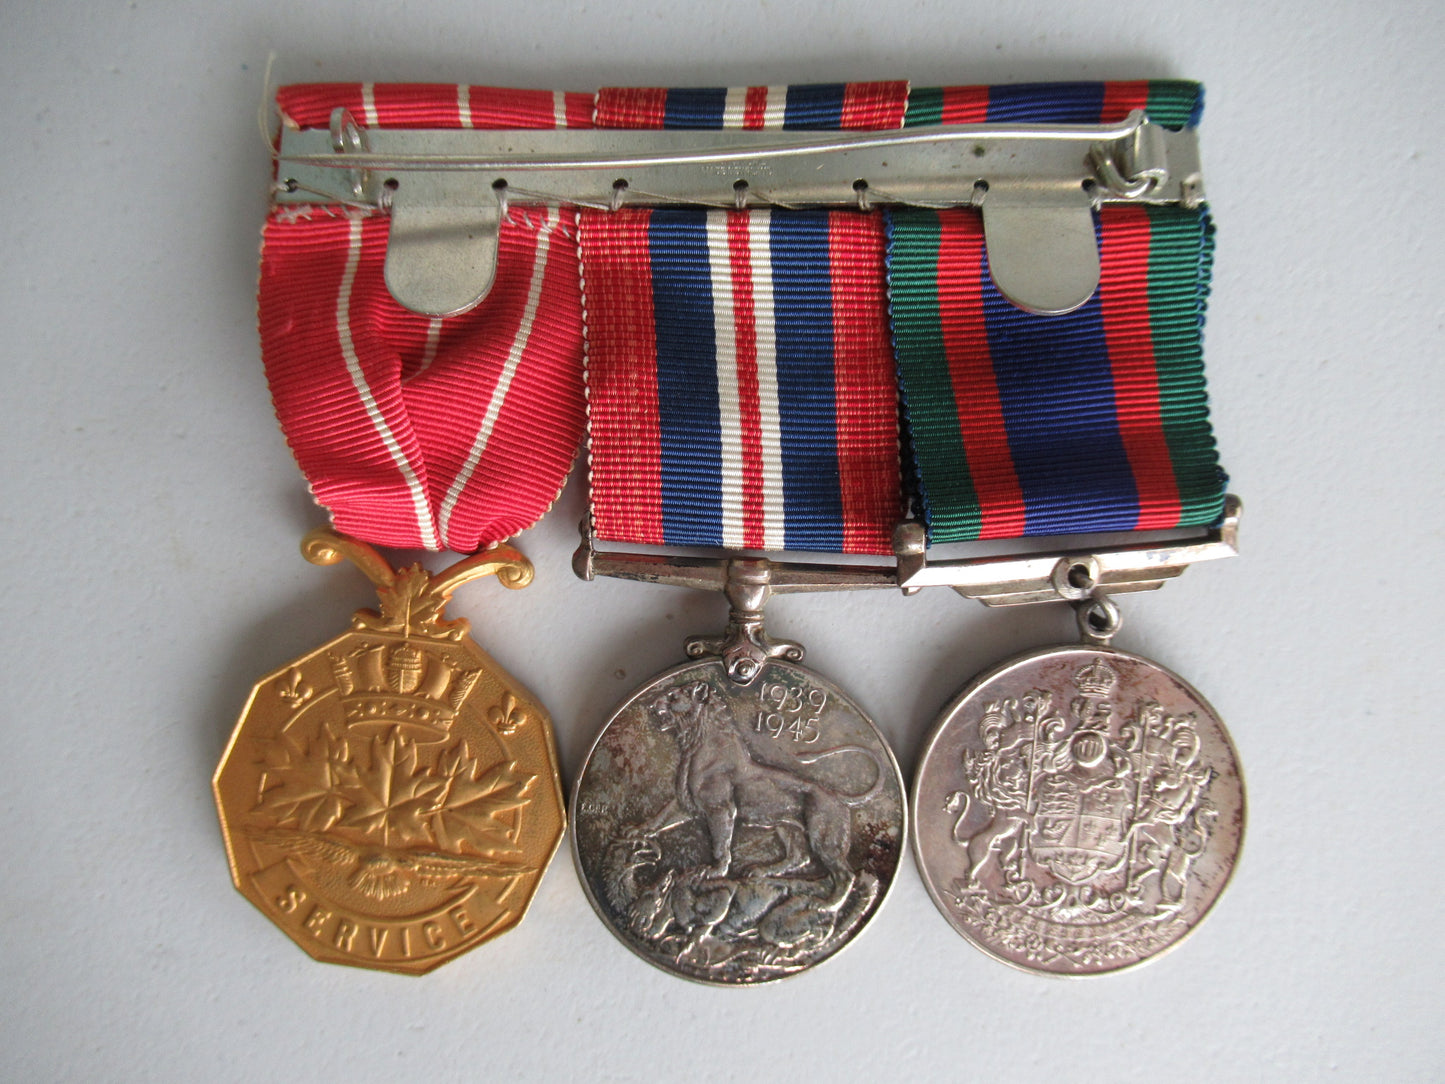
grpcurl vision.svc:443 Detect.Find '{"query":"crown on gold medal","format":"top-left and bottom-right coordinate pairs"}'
top-left (1073, 657), bottom-right (1118, 698)
top-left (329, 642), bottom-right (480, 742)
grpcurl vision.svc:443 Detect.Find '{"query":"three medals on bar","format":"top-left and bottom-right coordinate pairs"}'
top-left (231, 78), bottom-right (1245, 981)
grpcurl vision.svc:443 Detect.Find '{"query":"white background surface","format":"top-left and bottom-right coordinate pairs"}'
top-left (2, 1), bottom-right (1441, 1079)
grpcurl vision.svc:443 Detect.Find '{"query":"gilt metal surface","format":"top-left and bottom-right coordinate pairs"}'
top-left (214, 531), bottom-right (565, 974)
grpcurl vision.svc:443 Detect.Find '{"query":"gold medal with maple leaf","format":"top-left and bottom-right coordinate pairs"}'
top-left (215, 529), bottom-right (565, 974)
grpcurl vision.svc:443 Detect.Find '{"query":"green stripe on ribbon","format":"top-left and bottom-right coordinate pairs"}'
top-left (885, 205), bottom-right (1225, 541)
top-left (903, 86), bottom-right (944, 127)
top-left (1146, 205), bottom-right (1226, 525)
top-left (901, 81), bottom-right (1203, 129)
top-left (1145, 81), bottom-right (1204, 128)
top-left (885, 208), bottom-right (983, 540)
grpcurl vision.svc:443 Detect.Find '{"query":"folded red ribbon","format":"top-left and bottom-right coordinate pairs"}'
top-left (259, 83), bottom-right (591, 551)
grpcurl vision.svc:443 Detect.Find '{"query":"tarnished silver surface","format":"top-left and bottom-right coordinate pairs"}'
top-left (912, 645), bottom-right (1244, 976)
top-left (573, 657), bottom-right (905, 985)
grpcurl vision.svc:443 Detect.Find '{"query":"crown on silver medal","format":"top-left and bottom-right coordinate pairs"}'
top-left (1073, 657), bottom-right (1118, 698)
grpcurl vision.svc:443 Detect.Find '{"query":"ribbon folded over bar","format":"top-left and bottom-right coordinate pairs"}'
top-left (263, 80), bottom-right (1224, 556)
top-left (889, 81), bottom-right (1223, 541)
top-left (259, 84), bottom-right (590, 551)
top-left (579, 79), bottom-right (1224, 555)
top-left (580, 83), bottom-right (910, 556)
top-left (888, 204), bottom-right (1221, 541)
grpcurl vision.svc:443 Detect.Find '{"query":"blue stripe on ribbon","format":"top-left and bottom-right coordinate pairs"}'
top-left (1187, 85), bottom-right (1206, 128)
top-left (783, 84), bottom-right (847, 129)
top-left (981, 215), bottom-right (1139, 533)
top-left (986, 82), bottom-right (1105, 123)
top-left (770, 212), bottom-right (845, 550)
top-left (649, 210), bottom-right (724, 545)
top-left (663, 87), bottom-right (727, 129)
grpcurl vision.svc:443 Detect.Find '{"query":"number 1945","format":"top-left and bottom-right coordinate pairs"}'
top-left (754, 681), bottom-right (826, 743)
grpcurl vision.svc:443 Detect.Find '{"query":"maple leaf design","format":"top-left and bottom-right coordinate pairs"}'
top-left (429, 744), bottom-right (536, 856)
top-left (333, 730), bottom-right (445, 848)
top-left (255, 726), bottom-right (348, 833)
top-left (374, 565), bottom-right (449, 633)
top-left (253, 727), bottom-right (533, 857)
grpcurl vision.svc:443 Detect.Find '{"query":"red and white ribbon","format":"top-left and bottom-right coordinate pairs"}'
top-left (259, 84), bottom-right (590, 551)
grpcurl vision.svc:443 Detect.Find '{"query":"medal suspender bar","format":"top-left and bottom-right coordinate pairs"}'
top-left (270, 78), bottom-right (1243, 979)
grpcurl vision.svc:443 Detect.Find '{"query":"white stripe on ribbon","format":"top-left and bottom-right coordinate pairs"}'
top-left (722, 87), bottom-right (747, 129)
top-left (360, 82), bottom-right (378, 126)
top-left (406, 317), bottom-right (444, 382)
top-left (747, 210), bottom-right (787, 548)
top-left (457, 84), bottom-right (473, 128)
top-left (552, 90), bottom-right (568, 129)
top-left (705, 211), bottom-right (745, 546)
top-left (336, 219), bottom-right (438, 548)
top-left (436, 207), bottom-right (559, 546)
top-left (761, 85), bottom-right (788, 129)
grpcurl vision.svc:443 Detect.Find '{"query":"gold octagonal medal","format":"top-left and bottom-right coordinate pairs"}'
top-left (215, 530), bottom-right (565, 974)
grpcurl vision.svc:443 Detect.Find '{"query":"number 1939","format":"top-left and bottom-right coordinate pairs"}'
top-left (754, 680), bottom-right (826, 743)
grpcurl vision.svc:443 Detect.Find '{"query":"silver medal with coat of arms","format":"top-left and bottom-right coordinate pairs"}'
top-left (912, 645), bottom-right (1244, 975)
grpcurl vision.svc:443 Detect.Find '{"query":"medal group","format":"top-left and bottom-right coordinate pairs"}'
top-left (215, 78), bottom-right (1245, 983)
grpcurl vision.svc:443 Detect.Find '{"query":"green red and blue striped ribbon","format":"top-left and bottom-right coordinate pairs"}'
top-left (901, 80), bottom-right (1203, 129)
top-left (888, 80), bottom-right (1223, 541)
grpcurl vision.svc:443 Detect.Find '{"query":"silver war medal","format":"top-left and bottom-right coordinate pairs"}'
top-left (905, 516), bottom-right (1246, 976)
top-left (572, 554), bottom-right (906, 985)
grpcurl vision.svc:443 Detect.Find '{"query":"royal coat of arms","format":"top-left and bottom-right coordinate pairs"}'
top-left (913, 647), bottom-right (1244, 975)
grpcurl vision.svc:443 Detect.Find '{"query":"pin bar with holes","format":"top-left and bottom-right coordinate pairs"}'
top-left (274, 107), bottom-right (1204, 318)
top-left (274, 104), bottom-right (1234, 609)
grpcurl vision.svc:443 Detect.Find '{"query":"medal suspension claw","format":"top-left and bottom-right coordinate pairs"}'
top-left (685, 558), bottom-right (804, 685)
top-left (301, 526), bottom-right (533, 594)
top-left (1046, 552), bottom-right (1123, 646)
top-left (299, 526), bottom-right (534, 639)
top-left (431, 542), bottom-right (534, 594)
top-left (301, 527), bottom-right (398, 589)
top-left (1074, 593), bottom-right (1122, 646)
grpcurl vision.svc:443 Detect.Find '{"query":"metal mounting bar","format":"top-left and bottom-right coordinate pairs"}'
top-left (572, 525), bottom-right (898, 593)
top-left (572, 495), bottom-right (1238, 608)
top-left (892, 495), bottom-right (1241, 606)
top-left (275, 109), bottom-right (1203, 318)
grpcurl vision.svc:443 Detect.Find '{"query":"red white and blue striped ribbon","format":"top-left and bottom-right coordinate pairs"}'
top-left (259, 83), bottom-right (591, 552)
top-left (594, 82), bottom-right (908, 130)
top-left (580, 83), bottom-right (907, 555)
